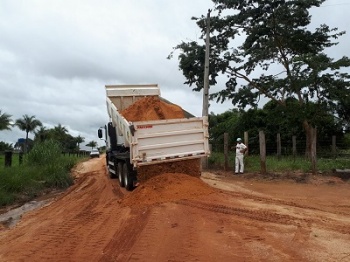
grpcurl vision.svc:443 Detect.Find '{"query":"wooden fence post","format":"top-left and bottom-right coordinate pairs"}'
top-left (224, 133), bottom-right (229, 171)
top-left (292, 136), bottom-right (296, 160)
top-left (277, 133), bottom-right (281, 160)
top-left (19, 152), bottom-right (23, 165)
top-left (311, 127), bottom-right (317, 174)
top-left (259, 131), bottom-right (266, 175)
top-left (332, 135), bottom-right (336, 158)
top-left (244, 131), bottom-right (249, 156)
top-left (4, 151), bottom-right (12, 167)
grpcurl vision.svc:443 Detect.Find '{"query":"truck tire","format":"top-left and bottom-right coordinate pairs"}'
top-left (109, 160), bottom-right (117, 179)
top-left (118, 162), bottom-right (125, 187)
top-left (109, 169), bottom-right (116, 179)
top-left (123, 163), bottom-right (134, 191)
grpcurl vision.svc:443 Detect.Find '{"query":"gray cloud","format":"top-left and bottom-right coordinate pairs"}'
top-left (0, 0), bottom-right (349, 148)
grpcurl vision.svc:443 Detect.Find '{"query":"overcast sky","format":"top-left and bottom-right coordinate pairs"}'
top-left (0, 0), bottom-right (349, 149)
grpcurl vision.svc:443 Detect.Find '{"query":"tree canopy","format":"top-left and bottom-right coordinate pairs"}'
top-left (34, 125), bottom-right (86, 152)
top-left (171, 0), bottom-right (350, 157)
top-left (15, 115), bottom-right (42, 153)
top-left (86, 141), bottom-right (97, 150)
top-left (0, 110), bottom-right (12, 131)
top-left (209, 100), bottom-right (345, 154)
top-left (171, 0), bottom-right (350, 129)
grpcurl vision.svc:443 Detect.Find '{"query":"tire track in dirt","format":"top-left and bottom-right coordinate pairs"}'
top-left (105, 204), bottom-right (204, 262)
top-left (99, 207), bottom-right (149, 262)
top-left (234, 191), bottom-right (350, 235)
top-left (176, 199), bottom-right (311, 226)
top-left (203, 174), bottom-right (350, 217)
top-left (0, 159), bottom-right (130, 261)
top-left (120, 203), bottom-right (256, 262)
top-left (221, 190), bottom-right (345, 215)
top-left (176, 198), bottom-right (350, 236)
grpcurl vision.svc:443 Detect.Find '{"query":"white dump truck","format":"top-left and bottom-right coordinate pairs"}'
top-left (98, 84), bottom-right (210, 190)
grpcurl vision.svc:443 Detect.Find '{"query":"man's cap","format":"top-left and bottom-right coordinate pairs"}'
top-left (236, 138), bottom-right (242, 142)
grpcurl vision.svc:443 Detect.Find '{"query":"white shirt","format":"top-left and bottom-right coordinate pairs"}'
top-left (236, 142), bottom-right (247, 156)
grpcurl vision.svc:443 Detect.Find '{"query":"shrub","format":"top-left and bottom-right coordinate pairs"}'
top-left (0, 140), bottom-right (81, 206)
top-left (25, 140), bottom-right (62, 166)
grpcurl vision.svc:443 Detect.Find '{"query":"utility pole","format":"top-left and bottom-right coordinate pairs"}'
top-left (202, 9), bottom-right (211, 117)
top-left (202, 9), bottom-right (211, 170)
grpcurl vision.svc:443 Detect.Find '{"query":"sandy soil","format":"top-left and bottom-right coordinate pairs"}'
top-left (0, 157), bottom-right (350, 262)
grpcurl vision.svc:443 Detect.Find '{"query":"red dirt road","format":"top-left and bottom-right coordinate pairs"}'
top-left (0, 157), bottom-right (350, 261)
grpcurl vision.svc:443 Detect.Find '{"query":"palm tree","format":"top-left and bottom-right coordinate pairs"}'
top-left (50, 124), bottom-right (69, 149)
top-left (75, 135), bottom-right (85, 151)
top-left (53, 124), bottom-right (68, 135)
top-left (15, 115), bottom-right (42, 153)
top-left (0, 110), bottom-right (12, 131)
top-left (86, 141), bottom-right (97, 150)
top-left (34, 126), bottom-right (49, 142)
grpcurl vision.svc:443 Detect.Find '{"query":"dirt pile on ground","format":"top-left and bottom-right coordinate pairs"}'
top-left (120, 173), bottom-right (216, 207)
top-left (120, 96), bottom-right (185, 121)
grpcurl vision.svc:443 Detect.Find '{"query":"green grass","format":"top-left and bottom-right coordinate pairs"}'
top-left (208, 152), bottom-right (350, 173)
top-left (0, 153), bottom-right (21, 168)
top-left (0, 140), bottom-right (84, 207)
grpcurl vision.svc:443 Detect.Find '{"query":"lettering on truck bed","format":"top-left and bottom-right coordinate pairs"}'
top-left (137, 125), bottom-right (153, 129)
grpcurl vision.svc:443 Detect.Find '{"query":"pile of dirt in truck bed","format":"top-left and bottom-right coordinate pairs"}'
top-left (120, 172), bottom-right (216, 207)
top-left (120, 96), bottom-right (185, 121)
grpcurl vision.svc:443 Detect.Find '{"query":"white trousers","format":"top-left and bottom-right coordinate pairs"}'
top-left (235, 155), bottom-right (244, 173)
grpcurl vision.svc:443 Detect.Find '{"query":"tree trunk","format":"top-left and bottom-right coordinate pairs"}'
top-left (25, 131), bottom-right (29, 154)
top-left (303, 120), bottom-right (312, 160)
top-left (224, 133), bottom-right (229, 171)
top-left (277, 133), bottom-right (281, 160)
top-left (310, 127), bottom-right (317, 174)
top-left (259, 131), bottom-right (266, 175)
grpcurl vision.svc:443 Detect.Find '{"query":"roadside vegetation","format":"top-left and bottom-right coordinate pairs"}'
top-left (0, 140), bottom-right (84, 206)
top-left (208, 152), bottom-right (350, 174)
top-left (0, 110), bottom-right (99, 208)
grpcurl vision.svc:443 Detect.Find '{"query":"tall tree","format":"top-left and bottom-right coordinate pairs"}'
top-left (75, 135), bottom-right (85, 151)
top-left (171, 0), bottom-right (350, 157)
top-left (53, 124), bottom-right (68, 136)
top-left (209, 109), bottom-right (241, 148)
top-left (34, 126), bottom-right (49, 142)
top-left (331, 92), bottom-right (350, 131)
top-left (48, 124), bottom-right (68, 145)
top-left (86, 141), bottom-right (97, 150)
top-left (0, 110), bottom-right (12, 131)
top-left (15, 115), bottom-right (42, 153)
top-left (0, 141), bottom-right (13, 151)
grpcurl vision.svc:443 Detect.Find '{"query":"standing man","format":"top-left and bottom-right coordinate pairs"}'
top-left (235, 138), bottom-right (247, 174)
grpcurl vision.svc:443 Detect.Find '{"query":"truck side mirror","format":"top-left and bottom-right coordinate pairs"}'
top-left (98, 128), bottom-right (103, 139)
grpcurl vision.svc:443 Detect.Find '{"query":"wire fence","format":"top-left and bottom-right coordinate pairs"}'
top-left (0, 150), bottom-right (90, 168)
top-left (210, 134), bottom-right (350, 159)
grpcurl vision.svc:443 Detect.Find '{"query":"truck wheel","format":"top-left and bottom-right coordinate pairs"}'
top-left (118, 162), bottom-right (125, 187)
top-left (109, 170), bottom-right (116, 179)
top-left (123, 164), bottom-right (134, 191)
top-left (109, 160), bottom-right (117, 179)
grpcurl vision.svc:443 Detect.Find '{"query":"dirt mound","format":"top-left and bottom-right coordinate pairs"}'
top-left (120, 173), bottom-right (216, 207)
top-left (120, 96), bottom-right (185, 121)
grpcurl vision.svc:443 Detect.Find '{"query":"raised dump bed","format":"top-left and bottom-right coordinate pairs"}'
top-left (99, 84), bottom-right (210, 190)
